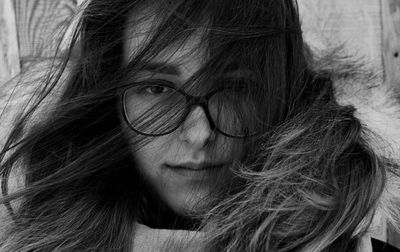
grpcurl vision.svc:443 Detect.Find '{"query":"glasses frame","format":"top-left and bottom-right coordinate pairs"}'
top-left (121, 81), bottom-right (259, 138)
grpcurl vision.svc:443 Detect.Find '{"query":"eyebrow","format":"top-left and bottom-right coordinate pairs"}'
top-left (139, 62), bottom-right (181, 76)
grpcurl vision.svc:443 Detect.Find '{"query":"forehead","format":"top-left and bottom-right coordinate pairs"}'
top-left (123, 9), bottom-right (206, 78)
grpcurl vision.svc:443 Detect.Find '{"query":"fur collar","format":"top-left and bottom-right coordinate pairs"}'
top-left (334, 64), bottom-right (400, 246)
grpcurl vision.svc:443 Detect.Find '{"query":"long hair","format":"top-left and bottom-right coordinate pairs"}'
top-left (0, 0), bottom-right (388, 251)
top-left (198, 51), bottom-right (395, 251)
top-left (201, 76), bottom-right (388, 252)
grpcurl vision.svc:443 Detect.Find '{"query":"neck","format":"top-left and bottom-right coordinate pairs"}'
top-left (138, 183), bottom-right (201, 230)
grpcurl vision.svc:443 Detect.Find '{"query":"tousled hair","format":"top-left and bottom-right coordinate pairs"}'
top-left (201, 83), bottom-right (387, 251)
top-left (0, 0), bottom-right (389, 251)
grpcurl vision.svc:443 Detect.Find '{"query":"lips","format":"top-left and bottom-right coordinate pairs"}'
top-left (163, 162), bottom-right (228, 178)
top-left (165, 162), bottom-right (226, 171)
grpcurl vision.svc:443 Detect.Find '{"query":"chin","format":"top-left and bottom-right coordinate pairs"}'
top-left (167, 191), bottom-right (210, 217)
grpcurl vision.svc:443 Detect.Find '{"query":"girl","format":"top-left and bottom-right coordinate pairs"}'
top-left (0, 0), bottom-right (398, 251)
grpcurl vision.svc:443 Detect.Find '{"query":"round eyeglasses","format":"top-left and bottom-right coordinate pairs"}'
top-left (121, 79), bottom-right (264, 138)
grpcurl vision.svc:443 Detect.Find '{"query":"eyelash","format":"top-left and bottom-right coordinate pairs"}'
top-left (145, 85), bottom-right (172, 94)
top-left (132, 79), bottom-right (176, 95)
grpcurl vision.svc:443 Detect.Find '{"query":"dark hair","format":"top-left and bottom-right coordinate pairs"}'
top-left (0, 0), bottom-right (387, 251)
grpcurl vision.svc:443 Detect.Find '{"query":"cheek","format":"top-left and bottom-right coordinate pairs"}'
top-left (211, 136), bottom-right (245, 162)
top-left (128, 134), bottom-right (173, 179)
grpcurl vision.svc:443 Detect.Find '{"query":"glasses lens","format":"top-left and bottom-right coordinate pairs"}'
top-left (123, 84), bottom-right (187, 135)
top-left (208, 87), bottom-right (262, 137)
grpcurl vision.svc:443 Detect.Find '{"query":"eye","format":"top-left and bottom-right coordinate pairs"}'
top-left (135, 80), bottom-right (176, 95)
top-left (145, 85), bottom-right (171, 94)
top-left (218, 78), bottom-right (255, 90)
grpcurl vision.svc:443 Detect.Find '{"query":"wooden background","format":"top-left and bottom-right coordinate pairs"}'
top-left (0, 0), bottom-right (399, 248)
top-left (0, 0), bottom-right (393, 83)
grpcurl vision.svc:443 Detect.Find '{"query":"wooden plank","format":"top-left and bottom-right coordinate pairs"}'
top-left (381, 0), bottom-right (400, 248)
top-left (381, 0), bottom-right (400, 92)
top-left (12, 0), bottom-right (78, 68)
top-left (0, 0), bottom-right (20, 84)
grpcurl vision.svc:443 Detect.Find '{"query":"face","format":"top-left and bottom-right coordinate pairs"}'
top-left (122, 11), bottom-right (244, 216)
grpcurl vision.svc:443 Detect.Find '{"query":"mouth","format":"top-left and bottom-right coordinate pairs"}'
top-left (165, 162), bottom-right (226, 171)
top-left (164, 162), bottom-right (227, 177)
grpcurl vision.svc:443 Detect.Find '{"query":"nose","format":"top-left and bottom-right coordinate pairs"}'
top-left (179, 106), bottom-right (215, 149)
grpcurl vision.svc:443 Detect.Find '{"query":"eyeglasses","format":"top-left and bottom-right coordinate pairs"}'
top-left (121, 79), bottom-right (264, 138)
